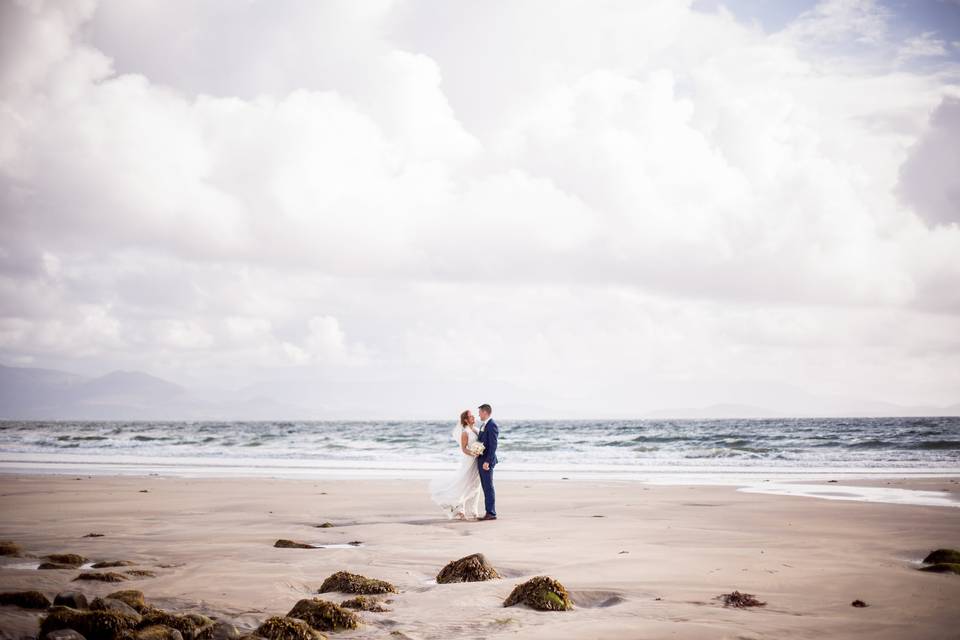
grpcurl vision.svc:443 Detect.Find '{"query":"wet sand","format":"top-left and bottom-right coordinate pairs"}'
top-left (1, 474), bottom-right (959, 639)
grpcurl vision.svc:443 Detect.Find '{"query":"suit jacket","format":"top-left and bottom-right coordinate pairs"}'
top-left (478, 418), bottom-right (499, 467)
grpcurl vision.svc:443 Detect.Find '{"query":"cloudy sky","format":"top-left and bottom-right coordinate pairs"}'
top-left (1, 0), bottom-right (959, 417)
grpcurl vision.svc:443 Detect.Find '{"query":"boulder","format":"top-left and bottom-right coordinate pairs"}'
top-left (0, 540), bottom-right (22, 556)
top-left (338, 596), bottom-right (388, 612)
top-left (40, 606), bottom-right (139, 640)
top-left (503, 577), bottom-right (573, 611)
top-left (54, 592), bottom-right (89, 610)
top-left (254, 616), bottom-right (325, 640)
top-left (90, 561), bottom-right (135, 569)
top-left (919, 563), bottom-right (960, 574)
top-left (89, 597), bottom-right (142, 623)
top-left (0, 590), bottom-right (52, 609)
top-left (317, 571), bottom-right (397, 595)
top-left (44, 629), bottom-right (87, 640)
top-left (922, 549), bottom-right (960, 564)
top-left (45, 554), bottom-right (87, 567)
top-left (74, 572), bottom-right (129, 583)
top-left (134, 625), bottom-right (183, 640)
top-left (286, 598), bottom-right (360, 632)
top-left (273, 540), bottom-right (315, 549)
top-left (194, 621), bottom-right (240, 640)
top-left (436, 553), bottom-right (501, 584)
top-left (105, 590), bottom-right (146, 613)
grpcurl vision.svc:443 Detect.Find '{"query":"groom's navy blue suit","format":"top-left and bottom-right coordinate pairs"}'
top-left (477, 418), bottom-right (499, 517)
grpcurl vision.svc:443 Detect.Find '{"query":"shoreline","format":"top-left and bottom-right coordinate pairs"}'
top-left (1, 474), bottom-right (960, 638)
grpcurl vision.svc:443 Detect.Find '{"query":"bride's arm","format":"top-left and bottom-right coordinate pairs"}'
top-left (460, 431), bottom-right (471, 455)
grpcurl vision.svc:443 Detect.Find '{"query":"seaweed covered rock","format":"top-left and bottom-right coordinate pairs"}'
top-left (105, 591), bottom-right (146, 613)
top-left (41, 562), bottom-right (81, 570)
top-left (134, 626), bottom-right (184, 640)
top-left (718, 591), bottom-right (766, 608)
top-left (315, 523), bottom-right (334, 529)
top-left (274, 540), bottom-right (314, 549)
top-left (90, 597), bottom-right (142, 622)
top-left (436, 553), bottom-right (501, 584)
top-left (194, 621), bottom-right (240, 640)
top-left (74, 572), bottom-right (129, 583)
top-left (54, 591), bottom-right (89, 609)
top-left (125, 570), bottom-right (157, 578)
top-left (44, 629), bottom-right (87, 640)
top-left (503, 577), bottom-right (573, 611)
top-left (137, 610), bottom-right (207, 640)
top-left (40, 606), bottom-right (139, 640)
top-left (286, 598), bottom-right (360, 632)
top-left (919, 563), bottom-right (960, 574)
top-left (338, 596), bottom-right (388, 612)
top-left (0, 540), bottom-right (22, 556)
top-left (317, 571), bottom-right (397, 595)
top-left (923, 549), bottom-right (960, 565)
top-left (46, 554), bottom-right (88, 567)
top-left (91, 561), bottom-right (136, 569)
top-left (0, 590), bottom-right (52, 609)
top-left (254, 616), bottom-right (325, 640)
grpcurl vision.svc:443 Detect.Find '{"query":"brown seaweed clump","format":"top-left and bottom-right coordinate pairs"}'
top-left (0, 590), bottom-right (52, 609)
top-left (135, 625), bottom-right (184, 640)
top-left (339, 596), bottom-right (389, 612)
top-left (0, 540), bottom-right (22, 556)
top-left (75, 571), bottom-right (130, 582)
top-left (851, 600), bottom-right (869, 607)
top-left (138, 610), bottom-right (208, 639)
top-left (255, 616), bottom-right (326, 640)
top-left (317, 571), bottom-right (397, 595)
top-left (274, 540), bottom-right (315, 549)
top-left (436, 553), bottom-right (501, 584)
top-left (106, 590), bottom-right (147, 613)
top-left (922, 549), bottom-right (960, 564)
top-left (92, 560), bottom-right (136, 568)
top-left (503, 577), bottom-right (573, 611)
top-left (919, 563), bottom-right (960, 575)
top-left (717, 591), bottom-right (766, 608)
top-left (40, 606), bottom-right (139, 640)
top-left (89, 597), bottom-right (142, 622)
top-left (45, 553), bottom-right (88, 567)
top-left (126, 569), bottom-right (158, 578)
top-left (40, 562), bottom-right (81, 570)
top-left (286, 598), bottom-right (360, 631)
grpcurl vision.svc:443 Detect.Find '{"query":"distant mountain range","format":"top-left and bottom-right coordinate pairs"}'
top-left (0, 364), bottom-right (958, 420)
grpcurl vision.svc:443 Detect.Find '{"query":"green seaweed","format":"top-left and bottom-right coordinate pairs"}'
top-left (339, 596), bottom-right (388, 612)
top-left (503, 577), bottom-right (573, 611)
top-left (45, 553), bottom-right (87, 566)
top-left (74, 571), bottom-right (130, 582)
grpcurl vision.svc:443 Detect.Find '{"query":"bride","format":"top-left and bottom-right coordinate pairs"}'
top-left (429, 409), bottom-right (483, 520)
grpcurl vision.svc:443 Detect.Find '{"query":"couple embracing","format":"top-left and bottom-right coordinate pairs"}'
top-left (429, 403), bottom-right (499, 521)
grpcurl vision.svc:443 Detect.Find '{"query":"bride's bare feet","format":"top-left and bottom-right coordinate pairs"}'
top-left (454, 511), bottom-right (466, 520)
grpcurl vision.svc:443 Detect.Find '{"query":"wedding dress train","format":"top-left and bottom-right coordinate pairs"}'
top-left (429, 425), bottom-right (482, 519)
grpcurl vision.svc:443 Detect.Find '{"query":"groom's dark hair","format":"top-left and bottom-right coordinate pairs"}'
top-left (479, 403), bottom-right (492, 414)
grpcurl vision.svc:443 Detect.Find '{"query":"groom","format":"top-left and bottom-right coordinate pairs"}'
top-left (477, 403), bottom-right (499, 521)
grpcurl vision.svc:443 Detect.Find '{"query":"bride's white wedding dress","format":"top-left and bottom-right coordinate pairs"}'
top-left (429, 425), bottom-right (482, 519)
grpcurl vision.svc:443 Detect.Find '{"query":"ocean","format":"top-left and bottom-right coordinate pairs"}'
top-left (0, 417), bottom-right (958, 482)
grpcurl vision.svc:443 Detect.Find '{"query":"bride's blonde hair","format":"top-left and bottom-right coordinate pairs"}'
top-left (459, 410), bottom-right (470, 426)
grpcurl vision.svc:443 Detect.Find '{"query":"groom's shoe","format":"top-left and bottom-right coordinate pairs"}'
top-left (479, 514), bottom-right (497, 521)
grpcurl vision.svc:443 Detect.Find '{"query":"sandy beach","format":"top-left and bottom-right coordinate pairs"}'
top-left (1, 474), bottom-right (959, 639)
